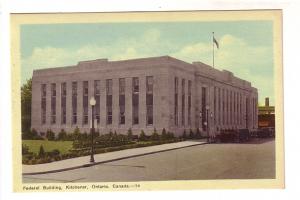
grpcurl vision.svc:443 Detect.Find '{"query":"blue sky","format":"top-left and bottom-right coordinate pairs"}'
top-left (21, 21), bottom-right (274, 105)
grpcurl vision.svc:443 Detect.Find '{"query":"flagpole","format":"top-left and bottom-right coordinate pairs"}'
top-left (212, 32), bottom-right (214, 68)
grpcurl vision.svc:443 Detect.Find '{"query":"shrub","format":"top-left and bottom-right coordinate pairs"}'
top-left (161, 128), bottom-right (167, 140)
top-left (22, 144), bottom-right (30, 155)
top-left (196, 128), bottom-right (201, 139)
top-left (167, 132), bottom-right (175, 139)
top-left (38, 145), bottom-right (45, 158)
top-left (182, 130), bottom-right (187, 139)
top-left (46, 129), bottom-right (55, 141)
top-left (57, 129), bottom-right (67, 141)
top-left (189, 129), bottom-right (194, 139)
top-left (73, 127), bottom-right (81, 140)
top-left (151, 128), bottom-right (159, 141)
top-left (127, 128), bottom-right (133, 141)
top-left (22, 128), bottom-right (43, 140)
top-left (139, 130), bottom-right (147, 141)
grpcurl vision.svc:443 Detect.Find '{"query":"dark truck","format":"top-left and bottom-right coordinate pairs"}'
top-left (256, 127), bottom-right (275, 138)
top-left (217, 129), bottom-right (250, 143)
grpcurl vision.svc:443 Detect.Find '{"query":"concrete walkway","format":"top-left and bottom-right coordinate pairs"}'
top-left (23, 140), bottom-right (207, 175)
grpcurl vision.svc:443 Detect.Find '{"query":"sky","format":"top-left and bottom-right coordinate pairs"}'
top-left (21, 21), bottom-right (274, 105)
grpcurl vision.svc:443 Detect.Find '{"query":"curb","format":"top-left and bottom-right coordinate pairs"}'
top-left (23, 142), bottom-right (208, 176)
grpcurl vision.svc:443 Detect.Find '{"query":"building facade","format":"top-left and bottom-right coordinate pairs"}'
top-left (31, 56), bottom-right (258, 137)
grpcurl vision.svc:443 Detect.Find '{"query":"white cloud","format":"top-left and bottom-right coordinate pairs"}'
top-left (172, 34), bottom-right (274, 105)
top-left (22, 32), bottom-right (273, 105)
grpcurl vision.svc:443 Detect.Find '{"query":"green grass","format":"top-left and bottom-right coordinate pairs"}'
top-left (22, 140), bottom-right (73, 154)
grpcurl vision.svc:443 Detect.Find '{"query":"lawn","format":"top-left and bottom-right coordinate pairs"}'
top-left (22, 140), bottom-right (73, 155)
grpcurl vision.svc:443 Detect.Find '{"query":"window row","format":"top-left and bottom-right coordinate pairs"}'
top-left (174, 77), bottom-right (192, 127)
top-left (40, 76), bottom-right (154, 126)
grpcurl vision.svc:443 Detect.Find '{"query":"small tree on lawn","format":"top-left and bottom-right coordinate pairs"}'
top-left (22, 144), bottom-right (30, 155)
top-left (127, 128), bottom-right (133, 141)
top-left (182, 130), bottom-right (187, 139)
top-left (167, 131), bottom-right (175, 139)
top-left (151, 128), bottom-right (159, 141)
top-left (58, 129), bottom-right (67, 141)
top-left (46, 129), bottom-right (55, 141)
top-left (38, 145), bottom-right (45, 158)
top-left (196, 128), bottom-right (201, 139)
top-left (189, 129), bottom-right (194, 139)
top-left (73, 126), bottom-right (81, 141)
top-left (161, 128), bottom-right (167, 140)
top-left (139, 130), bottom-right (147, 141)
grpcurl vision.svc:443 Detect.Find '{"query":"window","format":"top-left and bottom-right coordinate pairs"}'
top-left (51, 83), bottom-right (56, 124)
top-left (146, 76), bottom-right (153, 125)
top-left (106, 79), bottom-right (112, 124)
top-left (119, 78), bottom-right (125, 124)
top-left (41, 84), bottom-right (46, 124)
top-left (61, 82), bottom-right (66, 124)
top-left (222, 89), bottom-right (225, 126)
top-left (174, 77), bottom-right (178, 126)
top-left (201, 87), bottom-right (206, 131)
top-left (188, 80), bottom-right (192, 126)
top-left (94, 80), bottom-right (100, 124)
top-left (218, 88), bottom-right (221, 125)
top-left (214, 87), bottom-right (216, 125)
top-left (181, 79), bottom-right (185, 126)
top-left (83, 81), bottom-right (88, 124)
top-left (132, 77), bottom-right (139, 124)
top-left (72, 82), bottom-right (77, 124)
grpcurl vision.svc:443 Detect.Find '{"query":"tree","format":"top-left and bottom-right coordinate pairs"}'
top-left (139, 130), bottom-right (147, 141)
top-left (189, 129), bottom-right (194, 139)
top-left (72, 126), bottom-right (81, 140)
top-left (46, 129), bottom-right (55, 141)
top-left (182, 130), bottom-right (187, 139)
top-left (38, 145), bottom-right (45, 158)
top-left (196, 128), bottom-right (201, 139)
top-left (127, 128), bottom-right (133, 141)
top-left (58, 129), bottom-right (67, 141)
top-left (161, 128), bottom-right (167, 140)
top-left (151, 128), bottom-right (159, 141)
top-left (21, 78), bottom-right (32, 134)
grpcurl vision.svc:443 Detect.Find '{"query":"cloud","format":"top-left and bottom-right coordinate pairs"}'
top-left (172, 34), bottom-right (274, 105)
top-left (22, 32), bottom-right (273, 105)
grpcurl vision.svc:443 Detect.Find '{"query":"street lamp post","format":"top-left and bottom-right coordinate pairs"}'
top-left (90, 96), bottom-right (96, 163)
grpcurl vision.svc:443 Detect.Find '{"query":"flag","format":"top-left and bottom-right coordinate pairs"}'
top-left (213, 36), bottom-right (219, 49)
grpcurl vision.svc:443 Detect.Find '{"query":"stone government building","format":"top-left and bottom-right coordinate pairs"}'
top-left (31, 56), bottom-right (258, 137)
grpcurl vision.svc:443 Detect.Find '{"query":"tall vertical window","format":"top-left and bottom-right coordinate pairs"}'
top-left (146, 76), bottom-right (153, 125)
top-left (240, 94), bottom-right (242, 125)
top-left (41, 84), bottom-right (47, 124)
top-left (214, 87), bottom-right (216, 125)
top-left (132, 77), bottom-right (139, 125)
top-left (72, 82), bottom-right (77, 125)
top-left (119, 78), bottom-right (125, 124)
top-left (201, 87), bottom-right (206, 131)
top-left (222, 89), bottom-right (225, 126)
top-left (181, 79), bottom-right (185, 126)
top-left (94, 80), bottom-right (100, 124)
top-left (174, 77), bottom-right (178, 126)
top-left (188, 80), bottom-right (192, 126)
top-left (51, 83), bottom-right (56, 124)
top-left (218, 88), bottom-right (221, 125)
top-left (230, 91), bottom-right (233, 125)
top-left (106, 79), bottom-right (113, 125)
top-left (61, 82), bottom-right (67, 124)
top-left (83, 81), bottom-right (89, 124)
top-left (227, 90), bottom-right (230, 125)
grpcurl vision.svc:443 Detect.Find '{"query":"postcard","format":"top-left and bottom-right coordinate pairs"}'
top-left (11, 10), bottom-right (284, 192)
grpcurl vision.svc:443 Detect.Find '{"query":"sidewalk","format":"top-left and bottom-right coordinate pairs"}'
top-left (23, 140), bottom-right (207, 175)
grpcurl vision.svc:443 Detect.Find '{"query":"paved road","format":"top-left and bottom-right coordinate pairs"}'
top-left (23, 138), bottom-right (275, 183)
